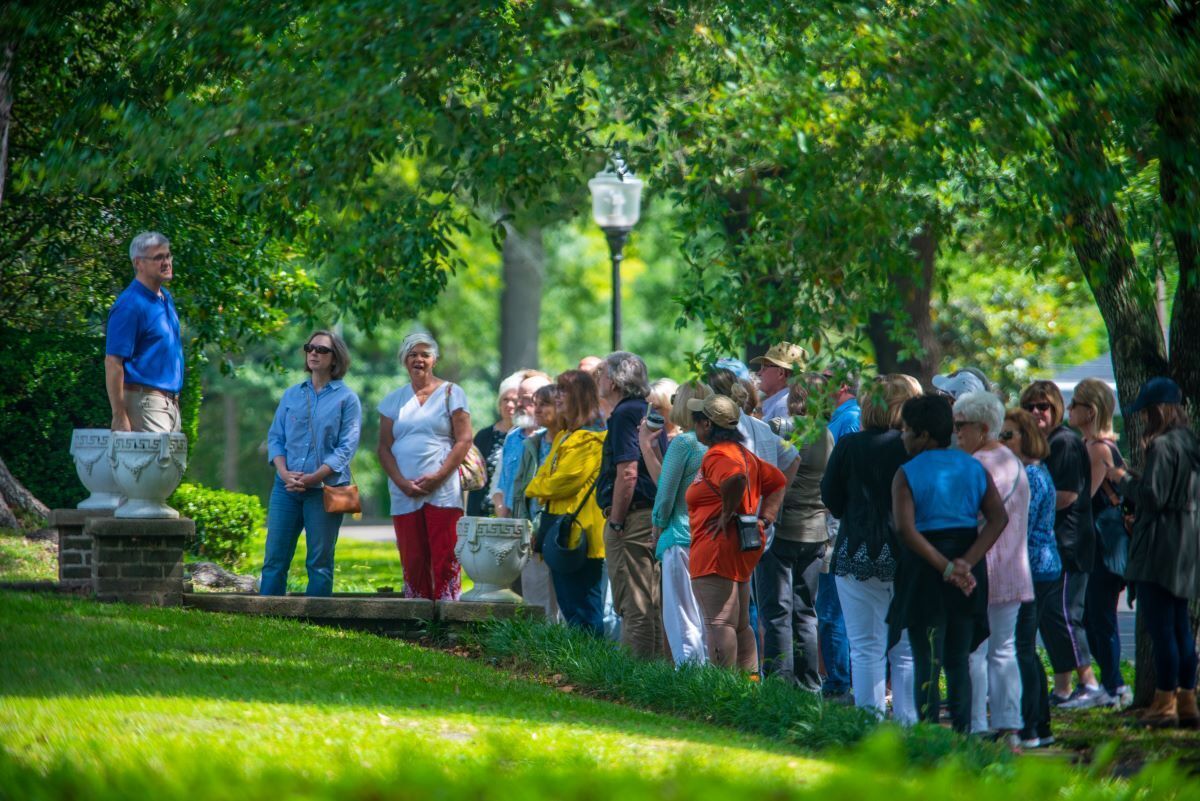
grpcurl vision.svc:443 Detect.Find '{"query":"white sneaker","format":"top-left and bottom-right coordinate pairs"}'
top-left (1113, 685), bottom-right (1134, 710)
top-left (1019, 736), bottom-right (1041, 749)
top-left (1059, 684), bottom-right (1113, 709)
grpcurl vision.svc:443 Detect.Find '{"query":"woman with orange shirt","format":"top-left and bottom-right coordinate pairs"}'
top-left (686, 394), bottom-right (787, 670)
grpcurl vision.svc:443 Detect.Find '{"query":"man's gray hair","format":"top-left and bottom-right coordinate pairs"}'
top-left (604, 351), bottom-right (651, 399)
top-left (398, 332), bottom-right (439, 363)
top-left (953, 391), bottom-right (1005, 440)
top-left (129, 231), bottom-right (170, 262)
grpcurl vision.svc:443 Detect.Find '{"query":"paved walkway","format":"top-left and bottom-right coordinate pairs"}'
top-left (341, 523), bottom-right (396, 542)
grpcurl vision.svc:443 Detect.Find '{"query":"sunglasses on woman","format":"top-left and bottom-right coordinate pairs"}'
top-left (304, 344), bottom-right (334, 355)
top-left (1022, 402), bottom-right (1053, 413)
top-left (999, 430), bottom-right (1015, 441)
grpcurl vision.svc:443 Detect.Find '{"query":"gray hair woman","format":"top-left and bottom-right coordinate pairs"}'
top-left (263, 330), bottom-right (362, 596)
top-left (953, 390), bottom-right (1032, 742)
top-left (376, 332), bottom-right (474, 600)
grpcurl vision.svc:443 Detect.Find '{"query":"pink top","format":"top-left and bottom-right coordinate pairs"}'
top-left (974, 445), bottom-right (1034, 605)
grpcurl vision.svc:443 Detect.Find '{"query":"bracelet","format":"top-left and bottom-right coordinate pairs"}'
top-left (942, 561), bottom-right (956, 579)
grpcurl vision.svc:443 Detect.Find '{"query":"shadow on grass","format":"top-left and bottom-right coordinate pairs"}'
top-left (0, 592), bottom-right (803, 758)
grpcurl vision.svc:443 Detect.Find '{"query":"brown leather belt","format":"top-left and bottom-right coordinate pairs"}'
top-left (125, 383), bottom-right (180, 404)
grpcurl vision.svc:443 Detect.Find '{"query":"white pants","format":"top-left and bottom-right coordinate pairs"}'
top-left (662, 546), bottom-right (707, 666)
top-left (835, 575), bottom-right (917, 725)
top-left (969, 601), bottom-right (1022, 732)
top-left (520, 557), bottom-right (560, 622)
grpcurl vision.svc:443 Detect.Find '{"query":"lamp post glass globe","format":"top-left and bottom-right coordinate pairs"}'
top-left (588, 161), bottom-right (643, 351)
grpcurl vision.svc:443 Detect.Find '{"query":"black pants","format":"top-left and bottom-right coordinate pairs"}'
top-left (1138, 581), bottom-right (1199, 691)
top-left (910, 614), bottom-right (975, 733)
top-left (1037, 572), bottom-right (1090, 674)
top-left (1084, 564), bottom-right (1125, 694)
top-left (756, 539), bottom-right (825, 691)
top-left (1016, 593), bottom-right (1052, 739)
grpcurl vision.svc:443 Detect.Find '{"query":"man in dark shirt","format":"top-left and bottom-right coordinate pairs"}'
top-left (1021, 381), bottom-right (1102, 705)
top-left (597, 351), bottom-right (666, 659)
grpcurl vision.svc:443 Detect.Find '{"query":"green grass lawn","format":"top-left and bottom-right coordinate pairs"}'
top-left (239, 528), bottom-right (407, 593)
top-left (0, 530), bottom-right (55, 583)
top-left (4, 591), bottom-right (1185, 801)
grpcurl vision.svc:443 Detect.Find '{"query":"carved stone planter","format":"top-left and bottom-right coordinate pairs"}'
top-left (455, 516), bottom-right (531, 603)
top-left (70, 429), bottom-right (124, 510)
top-left (110, 432), bottom-right (188, 519)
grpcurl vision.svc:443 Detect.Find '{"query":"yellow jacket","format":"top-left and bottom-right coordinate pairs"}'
top-left (525, 426), bottom-right (607, 558)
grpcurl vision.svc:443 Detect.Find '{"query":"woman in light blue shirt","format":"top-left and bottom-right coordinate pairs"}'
top-left (645, 381), bottom-right (712, 666)
top-left (262, 330), bottom-right (362, 596)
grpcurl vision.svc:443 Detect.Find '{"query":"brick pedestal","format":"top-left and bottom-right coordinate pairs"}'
top-left (85, 517), bottom-right (195, 607)
top-left (49, 508), bottom-right (115, 589)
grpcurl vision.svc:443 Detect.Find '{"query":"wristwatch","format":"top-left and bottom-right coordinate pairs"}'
top-left (609, 521), bottom-right (625, 532)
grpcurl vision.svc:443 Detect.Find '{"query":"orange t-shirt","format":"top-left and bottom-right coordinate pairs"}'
top-left (686, 442), bottom-right (787, 582)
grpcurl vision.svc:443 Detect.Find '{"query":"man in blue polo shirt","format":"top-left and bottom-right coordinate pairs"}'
top-left (105, 231), bottom-right (185, 433)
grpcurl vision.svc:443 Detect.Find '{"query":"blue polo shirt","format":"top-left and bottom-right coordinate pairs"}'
top-left (105, 280), bottom-right (185, 394)
top-left (827, 398), bottom-right (861, 444)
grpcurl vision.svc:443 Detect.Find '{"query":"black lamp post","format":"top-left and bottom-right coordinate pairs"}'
top-left (588, 153), bottom-right (643, 352)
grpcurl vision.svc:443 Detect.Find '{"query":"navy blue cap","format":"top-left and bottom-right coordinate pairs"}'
top-left (1127, 377), bottom-right (1183, 415)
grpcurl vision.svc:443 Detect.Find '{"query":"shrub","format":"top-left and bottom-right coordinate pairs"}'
top-left (0, 329), bottom-right (110, 510)
top-left (170, 483), bottom-right (264, 568)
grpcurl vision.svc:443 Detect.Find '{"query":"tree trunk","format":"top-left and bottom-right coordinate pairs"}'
top-left (866, 230), bottom-right (940, 386)
top-left (222, 392), bottom-right (239, 491)
top-left (1054, 127), bottom-right (1171, 708)
top-left (499, 220), bottom-right (543, 376)
top-left (0, 455), bottom-right (49, 526)
top-left (0, 39), bottom-right (15, 207)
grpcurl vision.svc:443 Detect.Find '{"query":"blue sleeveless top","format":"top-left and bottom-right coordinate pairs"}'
top-left (900, 449), bottom-right (988, 531)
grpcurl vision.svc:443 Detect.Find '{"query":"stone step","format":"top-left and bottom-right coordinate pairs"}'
top-left (182, 593), bottom-right (543, 636)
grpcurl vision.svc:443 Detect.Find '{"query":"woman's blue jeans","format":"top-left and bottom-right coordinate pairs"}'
top-left (261, 478), bottom-right (343, 596)
top-left (551, 558), bottom-right (605, 635)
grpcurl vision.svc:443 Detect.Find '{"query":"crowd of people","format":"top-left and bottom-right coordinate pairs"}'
top-left (101, 233), bottom-right (1200, 744)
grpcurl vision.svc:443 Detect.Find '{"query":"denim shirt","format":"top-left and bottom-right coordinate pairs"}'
top-left (267, 379), bottom-right (362, 486)
top-left (494, 427), bottom-right (535, 508)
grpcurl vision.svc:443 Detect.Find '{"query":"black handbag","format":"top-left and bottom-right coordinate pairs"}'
top-left (538, 476), bottom-right (598, 574)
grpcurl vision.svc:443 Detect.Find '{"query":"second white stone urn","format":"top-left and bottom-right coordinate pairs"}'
top-left (70, 428), bottom-right (125, 510)
top-left (110, 432), bottom-right (188, 519)
top-left (455, 516), bottom-right (532, 603)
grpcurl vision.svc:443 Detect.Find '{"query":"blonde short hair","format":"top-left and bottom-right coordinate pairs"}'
top-left (670, 381), bottom-right (712, 430)
top-left (1073, 378), bottom-right (1117, 439)
top-left (648, 378), bottom-right (679, 415)
top-left (861, 373), bottom-right (922, 430)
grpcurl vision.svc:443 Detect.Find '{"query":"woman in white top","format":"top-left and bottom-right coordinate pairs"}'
top-left (377, 333), bottom-right (474, 600)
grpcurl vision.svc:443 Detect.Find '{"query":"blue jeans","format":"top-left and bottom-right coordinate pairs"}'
top-left (817, 571), bottom-right (851, 693)
top-left (551, 558), bottom-right (605, 635)
top-left (261, 478), bottom-right (343, 596)
top-left (1084, 564), bottom-right (1125, 694)
top-left (1138, 581), bottom-right (1199, 691)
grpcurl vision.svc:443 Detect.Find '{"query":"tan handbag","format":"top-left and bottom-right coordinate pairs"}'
top-left (323, 484), bottom-right (362, 514)
top-left (307, 389), bottom-right (361, 514)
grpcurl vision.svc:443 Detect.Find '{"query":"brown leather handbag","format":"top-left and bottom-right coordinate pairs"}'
top-left (323, 484), bottom-right (362, 514)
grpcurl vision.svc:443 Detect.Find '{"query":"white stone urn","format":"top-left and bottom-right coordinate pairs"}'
top-left (109, 432), bottom-right (188, 519)
top-left (70, 428), bottom-right (125, 510)
top-left (455, 516), bottom-right (532, 603)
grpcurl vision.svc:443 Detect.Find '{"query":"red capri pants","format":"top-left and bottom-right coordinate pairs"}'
top-left (392, 504), bottom-right (463, 601)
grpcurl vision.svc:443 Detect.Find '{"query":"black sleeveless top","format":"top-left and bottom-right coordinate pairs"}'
top-left (1090, 439), bottom-right (1125, 519)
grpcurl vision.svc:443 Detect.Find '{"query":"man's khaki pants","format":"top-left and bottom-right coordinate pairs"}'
top-left (604, 508), bottom-right (663, 659)
top-left (125, 390), bottom-right (182, 433)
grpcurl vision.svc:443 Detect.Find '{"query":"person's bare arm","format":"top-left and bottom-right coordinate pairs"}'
top-left (414, 409), bottom-right (473, 491)
top-left (1055, 490), bottom-right (1078, 510)
top-left (105, 355), bottom-right (130, 431)
top-left (609, 461), bottom-right (639, 526)
top-left (760, 485), bottom-right (786, 526)
top-left (377, 414), bottom-right (422, 497)
top-left (638, 420), bottom-right (663, 483)
top-left (1086, 440), bottom-right (1114, 499)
